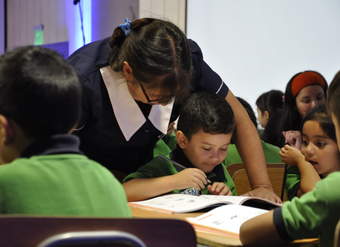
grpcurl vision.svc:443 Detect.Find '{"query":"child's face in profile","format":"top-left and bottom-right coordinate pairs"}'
top-left (301, 120), bottom-right (340, 176)
top-left (179, 129), bottom-right (232, 173)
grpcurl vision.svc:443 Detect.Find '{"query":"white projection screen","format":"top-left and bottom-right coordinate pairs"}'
top-left (186, 0), bottom-right (340, 109)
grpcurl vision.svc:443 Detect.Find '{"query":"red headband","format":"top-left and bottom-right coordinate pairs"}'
top-left (291, 71), bottom-right (327, 97)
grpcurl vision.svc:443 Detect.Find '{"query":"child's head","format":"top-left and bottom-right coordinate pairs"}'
top-left (176, 92), bottom-right (235, 172)
top-left (256, 90), bottom-right (283, 128)
top-left (300, 105), bottom-right (340, 177)
top-left (327, 71), bottom-right (340, 151)
top-left (281, 71), bottom-right (327, 131)
top-left (0, 46), bottom-right (81, 162)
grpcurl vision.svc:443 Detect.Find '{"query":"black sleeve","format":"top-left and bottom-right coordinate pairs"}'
top-left (189, 39), bottom-right (229, 97)
top-left (273, 207), bottom-right (292, 241)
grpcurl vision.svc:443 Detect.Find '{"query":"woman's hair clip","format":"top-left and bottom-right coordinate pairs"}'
top-left (119, 18), bottom-right (132, 36)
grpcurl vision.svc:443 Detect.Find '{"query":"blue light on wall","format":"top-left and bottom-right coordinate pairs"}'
top-left (65, 0), bottom-right (91, 55)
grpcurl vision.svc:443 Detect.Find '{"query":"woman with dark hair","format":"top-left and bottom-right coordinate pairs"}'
top-left (67, 18), bottom-right (279, 202)
top-left (279, 71), bottom-right (328, 148)
top-left (256, 90), bottom-right (284, 147)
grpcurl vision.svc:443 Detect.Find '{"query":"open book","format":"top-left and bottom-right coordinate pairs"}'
top-left (129, 194), bottom-right (281, 214)
top-left (187, 204), bottom-right (268, 235)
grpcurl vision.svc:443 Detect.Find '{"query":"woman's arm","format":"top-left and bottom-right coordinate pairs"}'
top-left (225, 91), bottom-right (281, 202)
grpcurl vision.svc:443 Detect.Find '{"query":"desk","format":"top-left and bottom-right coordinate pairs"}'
top-left (132, 205), bottom-right (245, 246)
top-left (130, 205), bottom-right (319, 247)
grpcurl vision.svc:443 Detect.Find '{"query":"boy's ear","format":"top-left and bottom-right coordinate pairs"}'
top-left (122, 61), bottom-right (134, 82)
top-left (0, 115), bottom-right (15, 145)
top-left (176, 130), bottom-right (188, 149)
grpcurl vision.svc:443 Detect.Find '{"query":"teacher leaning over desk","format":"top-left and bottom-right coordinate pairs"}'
top-left (67, 18), bottom-right (280, 203)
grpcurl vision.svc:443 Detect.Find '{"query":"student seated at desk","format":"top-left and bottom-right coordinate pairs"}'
top-left (0, 46), bottom-right (130, 217)
top-left (281, 105), bottom-right (340, 199)
top-left (239, 71), bottom-right (340, 247)
top-left (123, 92), bottom-right (236, 201)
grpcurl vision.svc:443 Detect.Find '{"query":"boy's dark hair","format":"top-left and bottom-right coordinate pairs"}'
top-left (256, 90), bottom-right (284, 147)
top-left (0, 46), bottom-right (81, 139)
top-left (327, 71), bottom-right (340, 125)
top-left (177, 92), bottom-right (235, 139)
top-left (109, 18), bottom-right (192, 102)
top-left (302, 105), bottom-right (336, 142)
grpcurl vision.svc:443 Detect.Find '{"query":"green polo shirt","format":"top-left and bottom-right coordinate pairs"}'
top-left (224, 141), bottom-right (282, 167)
top-left (0, 135), bottom-right (131, 217)
top-left (273, 171), bottom-right (340, 247)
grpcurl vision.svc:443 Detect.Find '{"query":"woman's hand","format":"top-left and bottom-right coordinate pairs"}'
top-left (207, 182), bottom-right (232, 195)
top-left (243, 187), bottom-right (282, 204)
top-left (280, 144), bottom-right (305, 165)
top-left (282, 130), bottom-right (302, 149)
top-left (173, 168), bottom-right (208, 190)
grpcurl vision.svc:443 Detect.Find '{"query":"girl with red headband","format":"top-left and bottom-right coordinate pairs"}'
top-left (279, 70), bottom-right (328, 148)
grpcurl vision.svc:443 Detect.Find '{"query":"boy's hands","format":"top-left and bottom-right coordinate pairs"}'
top-left (280, 144), bottom-right (305, 165)
top-left (173, 168), bottom-right (208, 190)
top-left (207, 182), bottom-right (232, 195)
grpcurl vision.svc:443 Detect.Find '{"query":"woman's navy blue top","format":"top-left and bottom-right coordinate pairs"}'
top-left (67, 38), bottom-right (229, 173)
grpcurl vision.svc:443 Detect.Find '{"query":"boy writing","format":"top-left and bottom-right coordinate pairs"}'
top-left (0, 46), bottom-right (130, 217)
top-left (240, 71), bottom-right (340, 247)
top-left (123, 92), bottom-right (236, 201)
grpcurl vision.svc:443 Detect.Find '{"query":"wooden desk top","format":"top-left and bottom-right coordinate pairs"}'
top-left (131, 205), bottom-right (242, 247)
top-left (130, 205), bottom-right (319, 247)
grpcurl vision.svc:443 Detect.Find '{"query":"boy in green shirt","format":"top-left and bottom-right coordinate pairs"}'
top-left (123, 92), bottom-right (236, 201)
top-left (0, 46), bottom-right (130, 217)
top-left (240, 71), bottom-right (340, 247)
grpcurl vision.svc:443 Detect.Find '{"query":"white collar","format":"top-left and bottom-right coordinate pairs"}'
top-left (100, 66), bottom-right (174, 141)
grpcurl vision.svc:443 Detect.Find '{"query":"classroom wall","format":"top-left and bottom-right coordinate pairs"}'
top-left (5, 0), bottom-right (183, 55)
top-left (91, 0), bottom-right (138, 42)
top-left (6, 0), bottom-right (68, 51)
top-left (5, 0), bottom-right (137, 55)
top-left (187, 0), bottom-right (340, 108)
top-left (139, 0), bottom-right (186, 32)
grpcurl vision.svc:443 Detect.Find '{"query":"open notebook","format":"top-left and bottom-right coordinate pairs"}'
top-left (129, 194), bottom-right (281, 214)
top-left (187, 204), bottom-right (268, 235)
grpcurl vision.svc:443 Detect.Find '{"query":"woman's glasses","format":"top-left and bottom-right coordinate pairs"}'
top-left (139, 82), bottom-right (173, 104)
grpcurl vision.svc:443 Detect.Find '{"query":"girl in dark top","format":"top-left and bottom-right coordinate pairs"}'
top-left (68, 18), bottom-right (280, 202)
top-left (256, 90), bottom-right (284, 147)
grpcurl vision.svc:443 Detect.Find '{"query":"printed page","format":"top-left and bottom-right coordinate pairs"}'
top-left (130, 194), bottom-right (232, 213)
top-left (188, 204), bottom-right (268, 234)
top-left (199, 195), bottom-right (250, 204)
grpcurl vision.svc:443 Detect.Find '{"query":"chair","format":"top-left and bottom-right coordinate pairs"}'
top-left (0, 216), bottom-right (197, 247)
top-left (227, 163), bottom-right (286, 200)
top-left (37, 230), bottom-right (146, 247)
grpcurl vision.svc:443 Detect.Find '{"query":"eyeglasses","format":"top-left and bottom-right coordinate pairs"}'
top-left (139, 82), bottom-right (173, 104)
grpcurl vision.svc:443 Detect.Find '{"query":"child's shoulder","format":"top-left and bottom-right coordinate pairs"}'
top-left (311, 171), bottom-right (340, 204)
